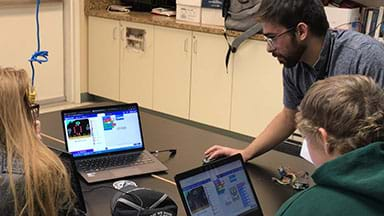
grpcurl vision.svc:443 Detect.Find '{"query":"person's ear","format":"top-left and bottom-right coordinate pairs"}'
top-left (296, 22), bottom-right (309, 41)
top-left (318, 127), bottom-right (332, 155)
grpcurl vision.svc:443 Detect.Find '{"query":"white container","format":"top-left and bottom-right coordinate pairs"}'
top-left (176, 0), bottom-right (201, 7)
top-left (201, 8), bottom-right (224, 26)
top-left (176, 4), bottom-right (202, 23)
top-left (324, 6), bottom-right (360, 30)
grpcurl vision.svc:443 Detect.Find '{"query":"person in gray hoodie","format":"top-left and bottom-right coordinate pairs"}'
top-left (276, 74), bottom-right (384, 215)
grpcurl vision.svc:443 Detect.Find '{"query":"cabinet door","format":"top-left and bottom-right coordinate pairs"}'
top-left (190, 32), bottom-right (233, 129)
top-left (231, 40), bottom-right (283, 136)
top-left (88, 16), bottom-right (120, 100)
top-left (120, 21), bottom-right (154, 109)
top-left (153, 26), bottom-right (192, 119)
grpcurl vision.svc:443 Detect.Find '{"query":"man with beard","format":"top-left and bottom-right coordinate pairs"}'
top-left (205, 0), bottom-right (384, 162)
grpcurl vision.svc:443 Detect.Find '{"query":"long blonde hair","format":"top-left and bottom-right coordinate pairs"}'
top-left (0, 67), bottom-right (74, 215)
top-left (296, 75), bottom-right (384, 154)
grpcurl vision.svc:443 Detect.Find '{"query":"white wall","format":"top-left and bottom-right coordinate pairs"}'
top-left (80, 0), bottom-right (88, 94)
top-left (0, 2), bottom-right (64, 102)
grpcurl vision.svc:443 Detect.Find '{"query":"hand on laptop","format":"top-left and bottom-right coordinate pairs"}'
top-left (204, 145), bottom-right (244, 161)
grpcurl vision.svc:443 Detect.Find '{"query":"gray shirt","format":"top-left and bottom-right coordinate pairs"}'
top-left (0, 151), bottom-right (25, 216)
top-left (0, 150), bottom-right (82, 215)
top-left (283, 29), bottom-right (384, 110)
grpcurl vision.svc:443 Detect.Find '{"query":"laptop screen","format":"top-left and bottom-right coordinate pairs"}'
top-left (62, 104), bottom-right (144, 158)
top-left (175, 154), bottom-right (263, 216)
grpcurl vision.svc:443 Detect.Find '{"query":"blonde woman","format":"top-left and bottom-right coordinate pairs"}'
top-left (0, 67), bottom-right (75, 215)
top-left (276, 75), bottom-right (384, 215)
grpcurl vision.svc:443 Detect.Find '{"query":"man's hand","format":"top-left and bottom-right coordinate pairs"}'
top-left (204, 107), bottom-right (297, 162)
top-left (204, 145), bottom-right (247, 161)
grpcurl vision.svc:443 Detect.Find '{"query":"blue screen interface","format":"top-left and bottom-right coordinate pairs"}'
top-left (179, 160), bottom-right (259, 216)
top-left (63, 107), bottom-right (143, 157)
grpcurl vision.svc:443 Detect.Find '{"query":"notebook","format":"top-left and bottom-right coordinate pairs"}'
top-left (174, 154), bottom-right (263, 216)
top-left (61, 103), bottom-right (168, 183)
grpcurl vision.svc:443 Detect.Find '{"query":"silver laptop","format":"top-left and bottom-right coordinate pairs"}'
top-left (61, 103), bottom-right (168, 183)
top-left (174, 154), bottom-right (263, 216)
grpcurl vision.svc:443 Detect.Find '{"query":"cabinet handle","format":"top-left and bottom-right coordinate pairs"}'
top-left (184, 38), bottom-right (189, 53)
top-left (112, 27), bottom-right (117, 40)
top-left (193, 36), bottom-right (197, 54)
top-left (120, 27), bottom-right (125, 41)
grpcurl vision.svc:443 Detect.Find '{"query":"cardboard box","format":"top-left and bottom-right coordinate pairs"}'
top-left (201, 8), bottom-right (224, 26)
top-left (324, 6), bottom-right (360, 30)
top-left (176, 4), bottom-right (202, 23)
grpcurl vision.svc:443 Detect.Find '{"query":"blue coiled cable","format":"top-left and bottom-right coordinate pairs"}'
top-left (29, 0), bottom-right (48, 87)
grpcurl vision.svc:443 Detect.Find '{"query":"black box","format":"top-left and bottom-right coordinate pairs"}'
top-left (120, 0), bottom-right (176, 12)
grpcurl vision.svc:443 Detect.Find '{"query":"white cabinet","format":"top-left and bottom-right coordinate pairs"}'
top-left (88, 16), bottom-right (120, 101)
top-left (189, 32), bottom-right (233, 129)
top-left (152, 28), bottom-right (233, 126)
top-left (89, 17), bottom-right (154, 107)
top-left (231, 39), bottom-right (283, 136)
top-left (120, 21), bottom-right (154, 109)
top-left (88, 17), bottom-right (283, 136)
top-left (153, 26), bottom-right (192, 119)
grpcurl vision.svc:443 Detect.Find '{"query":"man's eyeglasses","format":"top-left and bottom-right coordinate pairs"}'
top-left (264, 27), bottom-right (296, 49)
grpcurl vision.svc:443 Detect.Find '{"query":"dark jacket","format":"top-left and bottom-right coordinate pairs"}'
top-left (276, 141), bottom-right (384, 216)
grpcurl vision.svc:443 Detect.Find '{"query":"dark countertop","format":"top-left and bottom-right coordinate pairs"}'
top-left (39, 103), bottom-right (315, 216)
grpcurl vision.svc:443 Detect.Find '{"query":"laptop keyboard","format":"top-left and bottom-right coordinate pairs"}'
top-left (77, 152), bottom-right (154, 172)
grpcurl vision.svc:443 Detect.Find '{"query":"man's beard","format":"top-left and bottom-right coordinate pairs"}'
top-left (279, 41), bottom-right (306, 68)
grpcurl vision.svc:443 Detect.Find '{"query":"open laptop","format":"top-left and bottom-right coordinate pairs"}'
top-left (174, 154), bottom-right (263, 216)
top-left (61, 103), bottom-right (168, 183)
